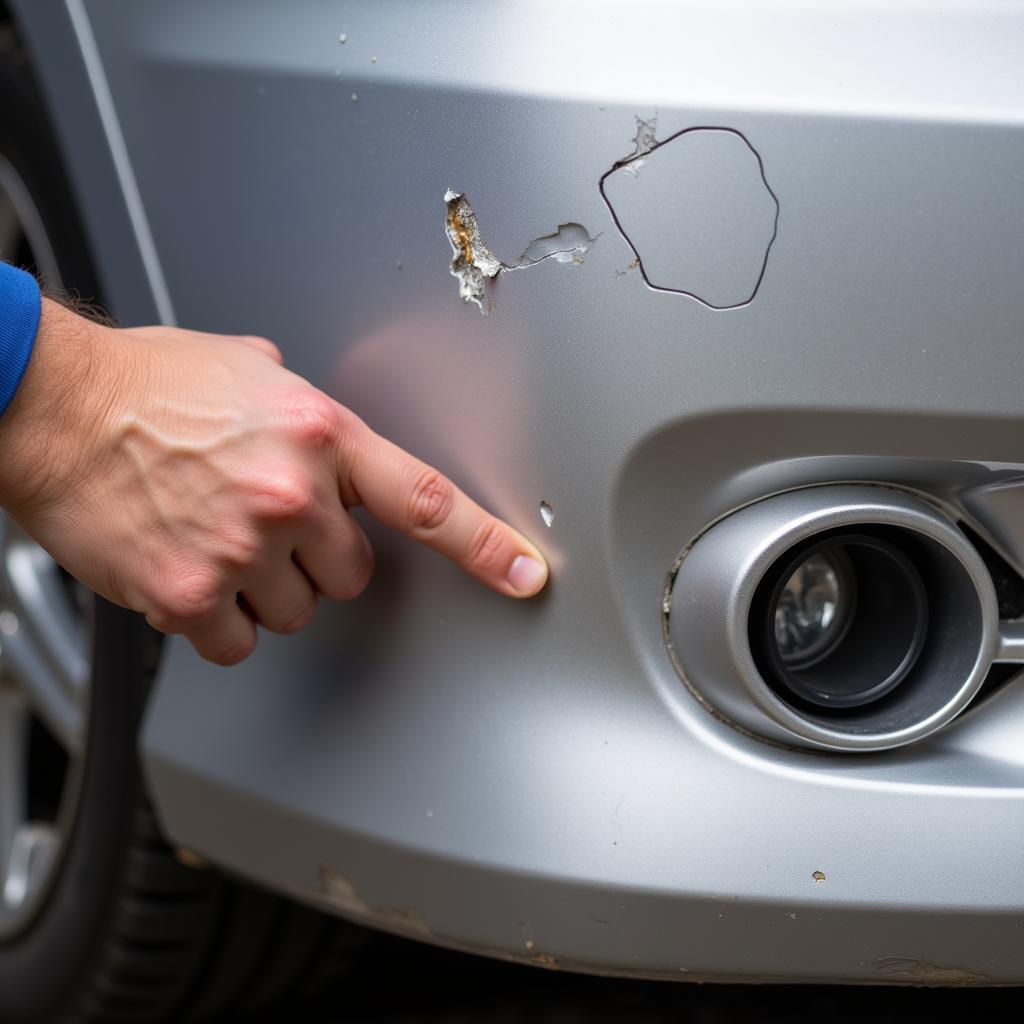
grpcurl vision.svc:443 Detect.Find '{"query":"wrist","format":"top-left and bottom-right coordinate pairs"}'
top-left (0, 298), bottom-right (119, 517)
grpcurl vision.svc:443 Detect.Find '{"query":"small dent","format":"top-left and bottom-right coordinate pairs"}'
top-left (812, 870), bottom-right (826, 883)
top-left (539, 500), bottom-right (555, 527)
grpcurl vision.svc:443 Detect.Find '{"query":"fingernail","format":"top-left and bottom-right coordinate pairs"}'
top-left (507, 554), bottom-right (547, 596)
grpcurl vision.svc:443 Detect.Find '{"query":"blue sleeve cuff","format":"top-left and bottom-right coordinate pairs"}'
top-left (0, 262), bottom-right (42, 416)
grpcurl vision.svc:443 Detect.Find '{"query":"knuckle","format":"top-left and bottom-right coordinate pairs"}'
top-left (466, 517), bottom-right (506, 573)
top-left (255, 471), bottom-right (316, 520)
top-left (161, 574), bottom-right (223, 623)
top-left (283, 391), bottom-right (337, 446)
top-left (408, 469), bottom-right (455, 533)
top-left (220, 528), bottom-right (263, 569)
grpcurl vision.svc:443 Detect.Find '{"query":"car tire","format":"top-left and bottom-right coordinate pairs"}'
top-left (0, 21), bottom-right (366, 1023)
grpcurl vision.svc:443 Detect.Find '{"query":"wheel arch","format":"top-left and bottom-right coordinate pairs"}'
top-left (3, 0), bottom-right (167, 324)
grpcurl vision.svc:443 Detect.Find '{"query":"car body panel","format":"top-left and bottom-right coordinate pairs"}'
top-left (10, 0), bottom-right (1024, 981)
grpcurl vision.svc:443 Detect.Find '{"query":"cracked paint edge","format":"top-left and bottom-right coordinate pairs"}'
top-left (598, 123), bottom-right (781, 311)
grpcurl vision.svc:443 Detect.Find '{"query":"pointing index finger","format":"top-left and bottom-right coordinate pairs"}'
top-left (341, 422), bottom-right (548, 598)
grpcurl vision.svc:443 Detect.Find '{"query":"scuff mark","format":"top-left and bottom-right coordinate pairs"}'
top-left (871, 956), bottom-right (993, 986)
top-left (297, 875), bottom-right (982, 986)
top-left (444, 190), bottom-right (596, 314)
top-left (319, 865), bottom-right (371, 915)
top-left (615, 257), bottom-right (640, 280)
top-left (318, 866), bottom-right (433, 939)
top-left (374, 904), bottom-right (432, 938)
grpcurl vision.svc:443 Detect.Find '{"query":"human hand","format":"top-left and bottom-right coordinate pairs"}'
top-left (0, 299), bottom-right (548, 665)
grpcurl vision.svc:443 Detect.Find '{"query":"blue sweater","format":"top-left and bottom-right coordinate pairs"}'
top-left (0, 262), bottom-right (41, 416)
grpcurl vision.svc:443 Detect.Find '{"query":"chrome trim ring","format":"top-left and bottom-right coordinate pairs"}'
top-left (667, 485), bottom-right (1000, 752)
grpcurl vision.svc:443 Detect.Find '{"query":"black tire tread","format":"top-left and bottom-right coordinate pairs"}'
top-left (66, 755), bottom-right (362, 1024)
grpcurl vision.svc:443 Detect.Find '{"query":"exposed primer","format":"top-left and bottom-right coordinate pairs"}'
top-left (444, 190), bottom-right (596, 314)
top-left (624, 115), bottom-right (659, 175)
top-left (515, 223), bottom-right (594, 267)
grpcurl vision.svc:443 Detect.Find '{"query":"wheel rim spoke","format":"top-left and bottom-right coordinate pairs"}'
top-left (0, 686), bottom-right (29, 893)
top-left (1, 538), bottom-right (88, 755)
top-left (3, 824), bottom-right (59, 910)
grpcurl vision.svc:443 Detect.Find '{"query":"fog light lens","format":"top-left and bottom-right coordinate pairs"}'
top-left (774, 551), bottom-right (855, 668)
top-left (754, 533), bottom-right (929, 711)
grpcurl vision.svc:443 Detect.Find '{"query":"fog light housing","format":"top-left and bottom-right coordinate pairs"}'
top-left (665, 485), bottom-right (1001, 751)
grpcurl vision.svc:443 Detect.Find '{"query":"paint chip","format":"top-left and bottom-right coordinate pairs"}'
top-left (443, 190), bottom-right (596, 314)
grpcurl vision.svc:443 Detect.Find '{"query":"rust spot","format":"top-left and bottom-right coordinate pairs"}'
top-left (449, 206), bottom-right (473, 265)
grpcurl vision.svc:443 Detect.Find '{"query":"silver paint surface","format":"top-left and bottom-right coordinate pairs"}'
top-left (11, 0), bottom-right (1024, 982)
